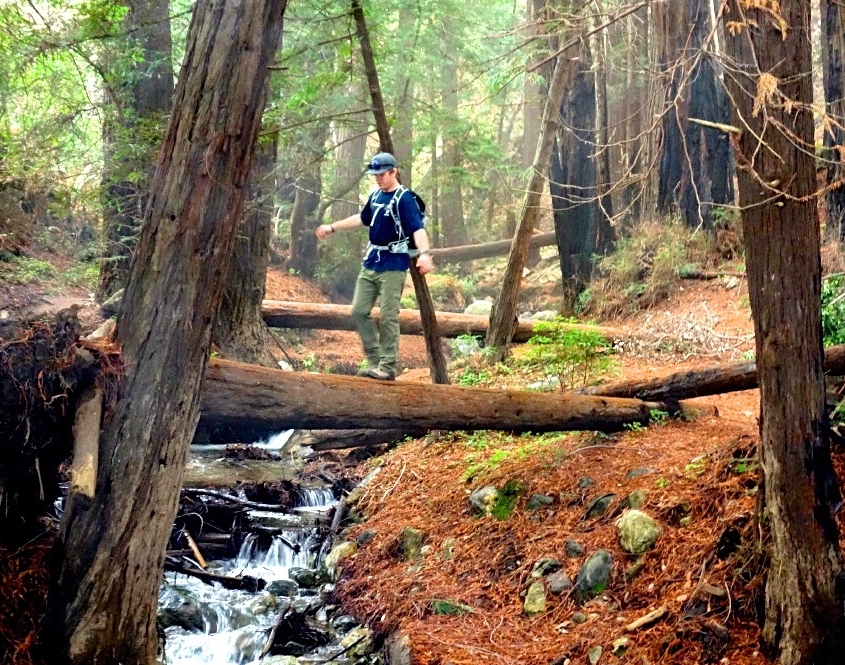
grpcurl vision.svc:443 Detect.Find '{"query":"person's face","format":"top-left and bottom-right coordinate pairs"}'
top-left (374, 168), bottom-right (398, 191)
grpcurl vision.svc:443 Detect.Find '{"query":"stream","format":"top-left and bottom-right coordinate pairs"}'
top-left (158, 434), bottom-right (375, 665)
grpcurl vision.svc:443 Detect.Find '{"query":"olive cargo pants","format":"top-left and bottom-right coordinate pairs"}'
top-left (350, 267), bottom-right (407, 375)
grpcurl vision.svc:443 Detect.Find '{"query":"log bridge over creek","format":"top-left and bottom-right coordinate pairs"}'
top-left (195, 346), bottom-right (845, 444)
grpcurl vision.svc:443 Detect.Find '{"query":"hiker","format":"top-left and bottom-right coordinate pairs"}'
top-left (315, 152), bottom-right (434, 380)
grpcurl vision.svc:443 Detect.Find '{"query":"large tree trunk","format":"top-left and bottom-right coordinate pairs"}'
top-left (196, 358), bottom-right (689, 440)
top-left (46, 1), bottom-right (286, 663)
top-left (97, 0), bottom-right (173, 300)
top-left (822, 0), bottom-right (845, 236)
top-left (551, 38), bottom-right (600, 310)
top-left (725, 2), bottom-right (845, 662)
top-left (485, 51), bottom-right (574, 357)
top-left (289, 121), bottom-right (328, 277)
top-left (261, 299), bottom-right (622, 342)
top-left (213, 136), bottom-right (277, 367)
top-left (439, 16), bottom-right (467, 247)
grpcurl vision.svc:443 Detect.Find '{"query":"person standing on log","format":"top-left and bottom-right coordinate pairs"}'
top-left (316, 152), bottom-right (434, 380)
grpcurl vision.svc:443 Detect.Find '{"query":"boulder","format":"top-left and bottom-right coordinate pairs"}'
top-left (617, 509), bottom-right (661, 555)
top-left (574, 550), bottom-right (613, 604)
top-left (523, 581), bottom-right (547, 616)
top-left (325, 541), bottom-right (357, 578)
top-left (470, 485), bottom-right (498, 516)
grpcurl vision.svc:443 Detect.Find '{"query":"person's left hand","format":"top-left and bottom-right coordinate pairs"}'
top-left (416, 253), bottom-right (434, 275)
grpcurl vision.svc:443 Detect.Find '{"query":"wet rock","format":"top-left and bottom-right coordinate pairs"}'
top-left (547, 571), bottom-right (572, 595)
top-left (331, 614), bottom-right (358, 632)
top-left (530, 557), bottom-right (562, 579)
top-left (249, 593), bottom-right (283, 615)
top-left (588, 645), bottom-right (603, 664)
top-left (523, 581), bottom-right (547, 616)
top-left (527, 493), bottom-right (554, 510)
top-left (574, 550), bottom-right (613, 604)
top-left (564, 539), bottom-right (584, 558)
top-left (617, 510), bottom-right (661, 555)
top-left (266, 579), bottom-right (299, 597)
top-left (325, 541), bottom-right (357, 578)
top-left (400, 526), bottom-right (426, 561)
top-left (158, 601), bottom-right (204, 632)
top-left (340, 626), bottom-right (373, 658)
top-left (583, 493), bottom-right (616, 519)
top-left (289, 567), bottom-right (324, 589)
top-left (470, 485), bottom-right (498, 516)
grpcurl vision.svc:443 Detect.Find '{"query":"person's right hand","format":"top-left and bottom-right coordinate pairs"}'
top-left (315, 224), bottom-right (335, 240)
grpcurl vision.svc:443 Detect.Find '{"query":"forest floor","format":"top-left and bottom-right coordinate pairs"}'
top-left (1, 253), bottom-right (836, 664)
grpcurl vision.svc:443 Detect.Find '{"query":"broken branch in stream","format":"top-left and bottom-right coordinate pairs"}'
top-left (164, 556), bottom-right (266, 592)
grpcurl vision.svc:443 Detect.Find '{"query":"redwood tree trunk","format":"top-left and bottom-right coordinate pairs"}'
top-left (822, 0), bottom-right (845, 236)
top-left (213, 136), bottom-right (277, 367)
top-left (725, 2), bottom-right (845, 662)
top-left (47, 1), bottom-right (286, 662)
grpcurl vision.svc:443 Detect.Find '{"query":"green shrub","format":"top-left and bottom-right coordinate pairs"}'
top-left (520, 318), bottom-right (617, 390)
top-left (822, 274), bottom-right (845, 346)
top-left (1, 256), bottom-right (56, 285)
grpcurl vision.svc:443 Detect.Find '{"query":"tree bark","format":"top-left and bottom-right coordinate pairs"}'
top-left (213, 136), bottom-right (277, 367)
top-left (577, 344), bottom-right (845, 401)
top-left (822, 0), bottom-right (845, 236)
top-left (197, 358), bottom-right (689, 439)
top-left (725, 2), bottom-right (845, 662)
top-left (46, 1), bottom-right (286, 662)
top-left (261, 299), bottom-right (623, 342)
top-left (486, 50), bottom-right (574, 357)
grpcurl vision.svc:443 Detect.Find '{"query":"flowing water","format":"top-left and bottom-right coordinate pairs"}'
top-left (160, 463), bottom-right (352, 665)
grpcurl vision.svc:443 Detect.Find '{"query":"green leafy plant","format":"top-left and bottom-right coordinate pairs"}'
top-left (649, 409), bottom-right (669, 426)
top-left (655, 477), bottom-right (671, 489)
top-left (822, 274), bottom-right (845, 346)
top-left (520, 318), bottom-right (617, 391)
top-left (624, 421), bottom-right (646, 434)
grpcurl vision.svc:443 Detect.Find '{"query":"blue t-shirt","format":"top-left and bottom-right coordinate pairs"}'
top-left (360, 188), bottom-right (424, 271)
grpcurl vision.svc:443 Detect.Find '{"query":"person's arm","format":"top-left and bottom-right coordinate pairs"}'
top-left (412, 228), bottom-right (434, 275)
top-left (315, 214), bottom-right (363, 240)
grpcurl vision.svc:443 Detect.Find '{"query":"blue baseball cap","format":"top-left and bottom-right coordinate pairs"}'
top-left (366, 152), bottom-right (398, 174)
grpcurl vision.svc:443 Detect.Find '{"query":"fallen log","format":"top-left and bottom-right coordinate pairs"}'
top-left (196, 358), bottom-right (698, 442)
top-left (261, 300), bottom-right (623, 343)
top-left (164, 557), bottom-right (265, 591)
top-left (428, 231), bottom-right (557, 263)
top-left (575, 344), bottom-right (845, 401)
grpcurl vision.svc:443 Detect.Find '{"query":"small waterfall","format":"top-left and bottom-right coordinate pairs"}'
top-left (160, 483), bottom-right (339, 665)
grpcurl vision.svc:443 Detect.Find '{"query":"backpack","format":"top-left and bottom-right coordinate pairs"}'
top-left (369, 185), bottom-right (426, 255)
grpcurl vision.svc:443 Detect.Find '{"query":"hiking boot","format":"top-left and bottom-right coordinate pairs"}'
top-left (363, 367), bottom-right (395, 381)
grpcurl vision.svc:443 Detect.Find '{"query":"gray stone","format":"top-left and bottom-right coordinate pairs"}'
top-left (626, 467), bottom-right (656, 480)
top-left (289, 567), bottom-right (323, 588)
top-left (564, 539), bottom-right (584, 558)
top-left (331, 614), bottom-right (358, 632)
top-left (470, 485), bottom-right (498, 516)
top-left (266, 579), bottom-right (298, 597)
top-left (547, 571), bottom-right (572, 595)
top-left (617, 510), bottom-right (661, 555)
top-left (530, 557), bottom-right (562, 579)
top-left (523, 581), bottom-right (547, 616)
top-left (325, 540), bottom-right (357, 577)
top-left (527, 493), bottom-right (555, 510)
top-left (574, 550), bottom-right (614, 603)
top-left (578, 476), bottom-right (595, 490)
top-left (612, 637), bottom-right (631, 656)
top-left (625, 489), bottom-right (649, 510)
top-left (385, 630), bottom-right (413, 665)
top-left (100, 288), bottom-right (123, 318)
top-left (588, 645), bottom-right (603, 665)
top-left (356, 529), bottom-right (376, 547)
top-left (158, 602), bottom-right (204, 632)
top-left (571, 611), bottom-right (589, 624)
top-left (340, 626), bottom-right (372, 657)
top-left (400, 527), bottom-right (426, 561)
top-left (583, 493), bottom-right (616, 519)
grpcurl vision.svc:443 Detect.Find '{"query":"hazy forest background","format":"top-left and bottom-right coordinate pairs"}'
top-left (4, 1), bottom-right (845, 664)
